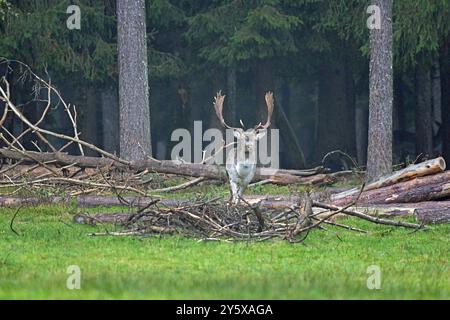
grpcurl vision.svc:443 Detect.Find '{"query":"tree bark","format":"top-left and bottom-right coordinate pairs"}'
top-left (332, 170), bottom-right (450, 206)
top-left (332, 156), bottom-right (446, 200)
top-left (415, 207), bottom-right (450, 224)
top-left (0, 194), bottom-right (312, 210)
top-left (0, 148), bottom-right (328, 185)
top-left (366, 0), bottom-right (393, 181)
top-left (360, 201), bottom-right (450, 224)
top-left (117, 0), bottom-right (152, 160)
top-left (1, 193), bottom-right (447, 225)
top-left (415, 57), bottom-right (433, 157)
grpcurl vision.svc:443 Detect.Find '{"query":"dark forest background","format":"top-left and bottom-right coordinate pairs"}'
top-left (0, 0), bottom-right (449, 170)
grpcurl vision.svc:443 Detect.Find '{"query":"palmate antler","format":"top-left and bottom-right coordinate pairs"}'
top-left (213, 90), bottom-right (236, 129)
top-left (213, 90), bottom-right (274, 130)
top-left (255, 91), bottom-right (274, 130)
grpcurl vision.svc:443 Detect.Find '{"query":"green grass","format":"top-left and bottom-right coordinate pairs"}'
top-left (0, 203), bottom-right (449, 299)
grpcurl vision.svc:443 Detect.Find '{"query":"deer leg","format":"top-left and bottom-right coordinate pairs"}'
top-left (227, 183), bottom-right (233, 203)
top-left (229, 181), bottom-right (239, 204)
top-left (236, 184), bottom-right (246, 205)
top-left (234, 182), bottom-right (249, 205)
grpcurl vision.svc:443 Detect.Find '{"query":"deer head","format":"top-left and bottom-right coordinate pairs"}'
top-left (213, 90), bottom-right (274, 160)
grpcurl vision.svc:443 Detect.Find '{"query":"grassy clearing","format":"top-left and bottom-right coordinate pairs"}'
top-left (0, 198), bottom-right (448, 300)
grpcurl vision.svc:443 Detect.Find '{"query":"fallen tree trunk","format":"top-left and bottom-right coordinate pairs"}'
top-left (333, 157), bottom-right (446, 201)
top-left (2, 194), bottom-right (448, 225)
top-left (0, 195), bottom-right (298, 209)
top-left (0, 148), bottom-right (332, 185)
top-left (414, 207), bottom-right (450, 224)
top-left (332, 170), bottom-right (450, 206)
top-left (0, 147), bottom-right (228, 178)
top-left (312, 202), bottom-right (424, 229)
top-left (347, 201), bottom-right (450, 224)
top-left (352, 201), bottom-right (450, 217)
top-left (0, 195), bottom-right (183, 208)
top-left (0, 164), bottom-right (96, 177)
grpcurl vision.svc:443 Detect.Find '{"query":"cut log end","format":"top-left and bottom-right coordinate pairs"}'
top-left (436, 157), bottom-right (446, 171)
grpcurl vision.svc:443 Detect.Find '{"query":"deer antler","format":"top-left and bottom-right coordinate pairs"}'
top-left (255, 91), bottom-right (274, 130)
top-left (213, 90), bottom-right (235, 129)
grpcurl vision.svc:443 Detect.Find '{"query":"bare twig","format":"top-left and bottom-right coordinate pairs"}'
top-left (10, 206), bottom-right (22, 236)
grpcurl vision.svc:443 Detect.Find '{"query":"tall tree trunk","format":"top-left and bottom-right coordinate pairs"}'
top-left (440, 35), bottom-right (450, 163)
top-left (101, 85), bottom-right (119, 155)
top-left (415, 58), bottom-right (433, 157)
top-left (366, 0), bottom-right (393, 181)
top-left (117, 0), bottom-right (152, 160)
top-left (316, 54), bottom-right (356, 167)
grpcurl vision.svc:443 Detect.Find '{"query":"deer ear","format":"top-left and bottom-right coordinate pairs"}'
top-left (256, 130), bottom-right (267, 140)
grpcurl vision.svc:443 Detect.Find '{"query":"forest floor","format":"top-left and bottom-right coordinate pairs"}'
top-left (0, 181), bottom-right (449, 299)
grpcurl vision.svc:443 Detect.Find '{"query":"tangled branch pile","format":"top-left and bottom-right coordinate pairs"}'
top-left (73, 194), bottom-right (424, 243)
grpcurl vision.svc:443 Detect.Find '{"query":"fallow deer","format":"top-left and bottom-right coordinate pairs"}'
top-left (213, 91), bottom-right (274, 204)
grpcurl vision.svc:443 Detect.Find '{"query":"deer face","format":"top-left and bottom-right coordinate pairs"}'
top-left (233, 128), bottom-right (266, 160)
